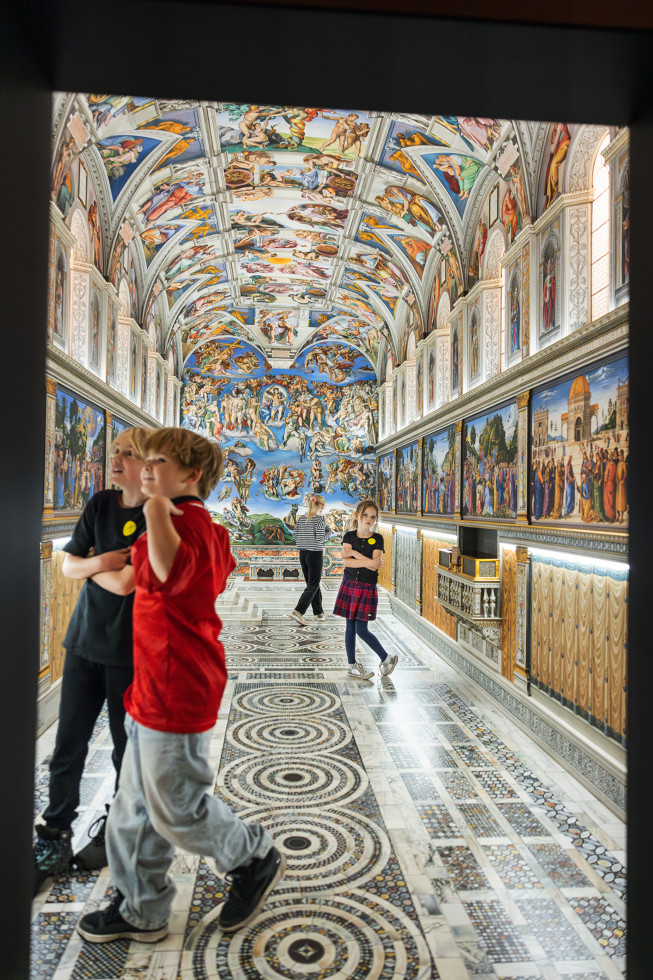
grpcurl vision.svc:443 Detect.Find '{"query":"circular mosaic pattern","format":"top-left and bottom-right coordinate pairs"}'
top-left (182, 892), bottom-right (432, 980)
top-left (227, 716), bottom-right (351, 754)
top-left (217, 755), bottom-right (367, 807)
top-left (233, 686), bottom-right (339, 716)
top-left (241, 806), bottom-right (391, 893)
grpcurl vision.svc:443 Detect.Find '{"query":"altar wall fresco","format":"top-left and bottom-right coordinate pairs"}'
top-left (181, 338), bottom-right (377, 543)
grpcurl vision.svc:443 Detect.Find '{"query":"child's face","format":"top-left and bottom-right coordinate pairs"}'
top-left (141, 451), bottom-right (198, 499)
top-left (110, 434), bottom-right (145, 491)
top-left (357, 506), bottom-right (377, 534)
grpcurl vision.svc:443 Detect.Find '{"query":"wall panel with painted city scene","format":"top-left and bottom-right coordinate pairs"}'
top-left (422, 424), bottom-right (456, 518)
top-left (378, 451), bottom-right (395, 513)
top-left (530, 353), bottom-right (628, 529)
top-left (51, 386), bottom-right (106, 515)
top-left (462, 401), bottom-right (519, 520)
top-left (181, 337), bottom-right (377, 543)
top-left (396, 441), bottom-right (420, 514)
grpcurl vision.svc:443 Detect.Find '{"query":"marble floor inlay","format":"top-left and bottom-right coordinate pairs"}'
top-left (32, 603), bottom-right (626, 980)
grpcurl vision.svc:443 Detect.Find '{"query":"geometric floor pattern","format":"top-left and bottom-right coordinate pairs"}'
top-left (31, 605), bottom-right (626, 980)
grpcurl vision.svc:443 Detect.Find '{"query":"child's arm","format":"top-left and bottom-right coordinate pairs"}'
top-left (143, 495), bottom-right (184, 584)
top-left (342, 542), bottom-right (383, 571)
top-left (91, 566), bottom-right (136, 596)
top-left (62, 548), bottom-right (131, 580)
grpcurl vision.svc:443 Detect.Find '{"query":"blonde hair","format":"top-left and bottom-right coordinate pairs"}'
top-left (144, 427), bottom-right (224, 499)
top-left (111, 426), bottom-right (152, 460)
top-left (350, 497), bottom-right (379, 530)
top-left (307, 494), bottom-right (326, 519)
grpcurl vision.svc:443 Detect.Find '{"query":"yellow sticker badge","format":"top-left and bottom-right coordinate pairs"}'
top-left (368, 537), bottom-right (376, 545)
top-left (123, 520), bottom-right (137, 537)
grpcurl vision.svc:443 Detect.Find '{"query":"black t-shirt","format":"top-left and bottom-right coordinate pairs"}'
top-left (342, 529), bottom-right (385, 585)
top-left (63, 489), bottom-right (145, 667)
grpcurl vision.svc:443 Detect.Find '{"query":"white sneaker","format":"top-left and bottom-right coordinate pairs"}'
top-left (347, 662), bottom-right (374, 680)
top-left (314, 613), bottom-right (326, 621)
top-left (288, 610), bottom-right (308, 626)
top-left (379, 654), bottom-right (398, 677)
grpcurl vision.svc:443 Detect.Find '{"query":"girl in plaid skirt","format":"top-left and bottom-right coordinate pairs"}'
top-left (333, 498), bottom-right (398, 680)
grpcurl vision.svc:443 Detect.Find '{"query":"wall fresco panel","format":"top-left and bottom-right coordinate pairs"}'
top-left (49, 550), bottom-right (84, 684)
top-left (377, 523), bottom-right (393, 593)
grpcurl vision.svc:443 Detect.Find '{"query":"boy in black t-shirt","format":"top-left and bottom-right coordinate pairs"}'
top-left (33, 427), bottom-right (151, 897)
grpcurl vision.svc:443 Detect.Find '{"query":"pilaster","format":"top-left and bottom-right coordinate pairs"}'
top-left (515, 545), bottom-right (531, 681)
top-left (516, 390), bottom-right (530, 523)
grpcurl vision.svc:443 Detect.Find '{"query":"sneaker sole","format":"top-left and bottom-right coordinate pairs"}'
top-left (219, 854), bottom-right (287, 933)
top-left (288, 613), bottom-right (307, 627)
top-left (348, 672), bottom-right (374, 681)
top-left (380, 658), bottom-right (398, 677)
top-left (77, 922), bottom-right (168, 944)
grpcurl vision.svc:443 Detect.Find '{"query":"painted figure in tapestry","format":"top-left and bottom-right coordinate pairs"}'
top-left (422, 427), bottom-right (455, 516)
top-left (396, 442), bottom-right (419, 513)
top-left (53, 389), bottom-right (105, 512)
top-left (462, 404), bottom-right (519, 520)
top-left (530, 355), bottom-right (628, 529)
top-left (378, 453), bottom-right (395, 512)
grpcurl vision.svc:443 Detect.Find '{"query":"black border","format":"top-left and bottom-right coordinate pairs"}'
top-left (3, 4), bottom-right (652, 977)
top-left (528, 348), bottom-right (629, 532)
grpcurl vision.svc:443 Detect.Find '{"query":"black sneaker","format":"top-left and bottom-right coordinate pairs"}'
top-left (33, 824), bottom-right (73, 897)
top-left (77, 892), bottom-right (168, 944)
top-left (73, 806), bottom-right (108, 870)
top-left (218, 846), bottom-right (286, 932)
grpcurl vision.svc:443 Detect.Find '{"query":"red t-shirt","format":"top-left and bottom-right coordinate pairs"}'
top-left (125, 500), bottom-right (236, 734)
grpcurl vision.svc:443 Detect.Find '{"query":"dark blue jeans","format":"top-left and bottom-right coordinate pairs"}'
top-left (296, 550), bottom-right (324, 615)
top-left (345, 618), bottom-right (389, 664)
top-left (43, 650), bottom-right (133, 830)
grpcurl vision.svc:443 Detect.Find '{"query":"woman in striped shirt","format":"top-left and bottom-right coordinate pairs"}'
top-left (289, 494), bottom-right (332, 626)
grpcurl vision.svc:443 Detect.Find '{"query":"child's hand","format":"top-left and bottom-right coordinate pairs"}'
top-left (98, 548), bottom-right (131, 572)
top-left (370, 554), bottom-right (383, 570)
top-left (144, 495), bottom-right (184, 518)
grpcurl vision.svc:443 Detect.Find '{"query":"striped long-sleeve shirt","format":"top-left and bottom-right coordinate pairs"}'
top-left (293, 515), bottom-right (333, 551)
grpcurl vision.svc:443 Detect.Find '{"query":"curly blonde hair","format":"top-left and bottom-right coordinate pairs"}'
top-left (144, 427), bottom-right (224, 499)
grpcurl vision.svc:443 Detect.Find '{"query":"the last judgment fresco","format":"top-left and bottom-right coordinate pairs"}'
top-left (182, 338), bottom-right (377, 543)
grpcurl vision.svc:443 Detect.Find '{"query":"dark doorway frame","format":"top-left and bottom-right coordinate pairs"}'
top-left (2, 4), bottom-right (650, 977)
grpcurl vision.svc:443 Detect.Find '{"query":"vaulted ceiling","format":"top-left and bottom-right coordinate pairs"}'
top-left (53, 96), bottom-right (552, 378)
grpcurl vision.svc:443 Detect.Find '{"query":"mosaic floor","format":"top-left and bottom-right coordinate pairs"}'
top-left (32, 598), bottom-right (626, 980)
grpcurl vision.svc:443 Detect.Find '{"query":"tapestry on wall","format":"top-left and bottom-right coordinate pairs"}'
top-left (53, 386), bottom-right (105, 514)
top-left (422, 425), bottom-right (456, 517)
top-left (530, 352), bottom-right (629, 528)
top-left (378, 451), bottom-right (395, 512)
top-left (462, 401), bottom-right (519, 519)
top-left (396, 441), bottom-right (419, 513)
top-left (181, 338), bottom-right (377, 543)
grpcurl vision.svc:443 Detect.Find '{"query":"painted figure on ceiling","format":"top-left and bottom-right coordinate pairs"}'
top-left (544, 123), bottom-right (571, 210)
top-left (501, 188), bottom-right (521, 244)
top-left (374, 185), bottom-right (442, 236)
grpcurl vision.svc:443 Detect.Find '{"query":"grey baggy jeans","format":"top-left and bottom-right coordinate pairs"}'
top-left (107, 714), bottom-right (272, 930)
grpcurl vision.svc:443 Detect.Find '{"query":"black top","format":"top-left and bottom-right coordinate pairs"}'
top-left (63, 489), bottom-right (145, 666)
top-left (342, 529), bottom-right (385, 585)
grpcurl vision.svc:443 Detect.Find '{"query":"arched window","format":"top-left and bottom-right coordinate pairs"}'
top-left (591, 133), bottom-right (610, 321)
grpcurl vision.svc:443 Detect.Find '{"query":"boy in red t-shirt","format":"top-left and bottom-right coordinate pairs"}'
top-left (77, 428), bottom-right (284, 943)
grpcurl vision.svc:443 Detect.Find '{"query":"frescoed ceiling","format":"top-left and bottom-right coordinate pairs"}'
top-left (52, 97), bottom-right (543, 376)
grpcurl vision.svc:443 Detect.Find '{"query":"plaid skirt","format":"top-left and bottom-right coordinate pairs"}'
top-left (333, 579), bottom-right (378, 621)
